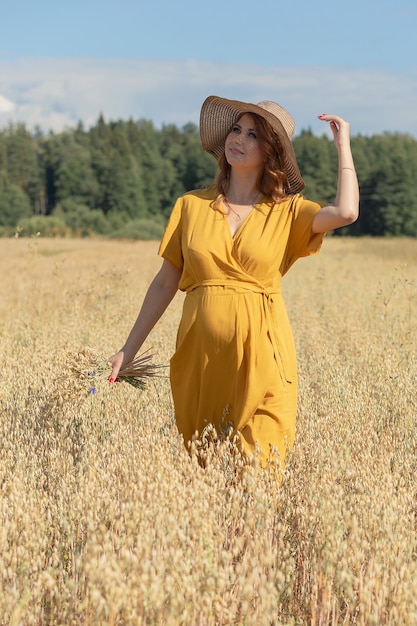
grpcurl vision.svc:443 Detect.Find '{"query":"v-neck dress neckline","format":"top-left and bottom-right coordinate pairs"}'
top-left (224, 196), bottom-right (265, 239)
top-left (226, 204), bottom-right (256, 240)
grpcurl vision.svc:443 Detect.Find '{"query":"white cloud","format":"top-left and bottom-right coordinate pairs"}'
top-left (0, 58), bottom-right (416, 137)
top-left (0, 93), bottom-right (15, 113)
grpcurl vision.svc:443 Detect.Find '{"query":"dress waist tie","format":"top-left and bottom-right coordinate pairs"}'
top-left (186, 279), bottom-right (287, 383)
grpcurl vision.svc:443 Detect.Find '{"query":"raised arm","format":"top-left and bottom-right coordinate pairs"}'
top-left (312, 114), bottom-right (360, 234)
top-left (108, 259), bottom-right (182, 380)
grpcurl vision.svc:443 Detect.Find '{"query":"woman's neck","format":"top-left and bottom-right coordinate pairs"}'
top-left (226, 172), bottom-right (260, 205)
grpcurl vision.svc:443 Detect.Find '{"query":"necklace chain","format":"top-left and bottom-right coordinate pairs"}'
top-left (224, 200), bottom-right (242, 221)
top-left (223, 193), bottom-right (261, 221)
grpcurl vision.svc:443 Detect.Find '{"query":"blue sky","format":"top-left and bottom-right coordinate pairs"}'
top-left (0, 0), bottom-right (416, 136)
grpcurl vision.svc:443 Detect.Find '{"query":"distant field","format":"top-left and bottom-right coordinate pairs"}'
top-left (1, 236), bottom-right (416, 625)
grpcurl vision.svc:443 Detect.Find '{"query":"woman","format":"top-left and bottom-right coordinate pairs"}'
top-left (108, 96), bottom-right (359, 467)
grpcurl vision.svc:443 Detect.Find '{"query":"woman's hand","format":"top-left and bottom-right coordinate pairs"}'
top-left (108, 350), bottom-right (127, 382)
top-left (318, 114), bottom-right (350, 151)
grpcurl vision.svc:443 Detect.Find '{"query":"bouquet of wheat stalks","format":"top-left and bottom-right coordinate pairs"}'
top-left (112, 350), bottom-right (165, 389)
top-left (66, 347), bottom-right (166, 396)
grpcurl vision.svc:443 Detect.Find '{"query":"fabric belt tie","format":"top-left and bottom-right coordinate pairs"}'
top-left (187, 279), bottom-right (285, 382)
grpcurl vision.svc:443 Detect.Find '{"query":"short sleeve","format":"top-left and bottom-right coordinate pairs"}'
top-left (158, 197), bottom-right (184, 270)
top-left (281, 195), bottom-right (326, 276)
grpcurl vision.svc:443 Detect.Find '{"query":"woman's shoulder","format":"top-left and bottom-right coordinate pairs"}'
top-left (286, 193), bottom-right (323, 212)
top-left (169, 188), bottom-right (217, 220)
top-left (260, 193), bottom-right (302, 213)
top-left (181, 187), bottom-right (217, 203)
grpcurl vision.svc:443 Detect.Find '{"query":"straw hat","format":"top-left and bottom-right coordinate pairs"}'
top-left (199, 95), bottom-right (304, 194)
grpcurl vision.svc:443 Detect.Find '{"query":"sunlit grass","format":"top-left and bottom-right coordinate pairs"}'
top-left (0, 236), bottom-right (416, 625)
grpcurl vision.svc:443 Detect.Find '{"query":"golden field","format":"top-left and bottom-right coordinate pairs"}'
top-left (0, 235), bottom-right (416, 626)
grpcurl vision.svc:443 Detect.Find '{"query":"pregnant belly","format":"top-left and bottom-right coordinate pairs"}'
top-left (178, 288), bottom-right (252, 349)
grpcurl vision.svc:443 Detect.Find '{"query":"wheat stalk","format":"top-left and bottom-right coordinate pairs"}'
top-left (117, 349), bottom-right (167, 389)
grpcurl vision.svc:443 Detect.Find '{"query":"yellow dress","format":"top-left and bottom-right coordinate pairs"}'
top-left (158, 188), bottom-right (325, 465)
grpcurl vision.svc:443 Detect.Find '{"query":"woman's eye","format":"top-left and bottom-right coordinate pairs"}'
top-left (249, 131), bottom-right (257, 139)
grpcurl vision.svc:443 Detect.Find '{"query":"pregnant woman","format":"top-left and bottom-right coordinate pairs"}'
top-left (108, 95), bottom-right (359, 467)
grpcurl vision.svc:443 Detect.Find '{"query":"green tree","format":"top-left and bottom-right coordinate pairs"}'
top-left (100, 121), bottom-right (147, 218)
top-left (87, 118), bottom-right (148, 218)
top-left (50, 132), bottom-right (100, 207)
top-left (360, 134), bottom-right (417, 236)
top-left (126, 118), bottom-right (175, 216)
top-left (4, 123), bottom-right (41, 214)
top-left (0, 179), bottom-right (32, 227)
top-left (180, 122), bottom-right (217, 191)
top-left (294, 130), bottom-right (337, 203)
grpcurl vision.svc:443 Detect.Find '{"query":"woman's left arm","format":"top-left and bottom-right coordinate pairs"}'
top-left (312, 114), bottom-right (360, 234)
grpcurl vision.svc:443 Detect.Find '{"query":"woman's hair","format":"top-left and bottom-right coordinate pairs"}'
top-left (215, 112), bottom-right (291, 204)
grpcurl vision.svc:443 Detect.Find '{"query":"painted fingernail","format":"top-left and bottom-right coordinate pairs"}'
top-left (318, 114), bottom-right (327, 119)
top-left (109, 377), bottom-right (115, 382)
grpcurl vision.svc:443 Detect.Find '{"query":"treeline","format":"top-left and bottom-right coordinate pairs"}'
top-left (1, 116), bottom-right (417, 238)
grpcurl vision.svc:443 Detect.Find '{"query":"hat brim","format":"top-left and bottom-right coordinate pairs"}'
top-left (199, 96), bottom-right (305, 194)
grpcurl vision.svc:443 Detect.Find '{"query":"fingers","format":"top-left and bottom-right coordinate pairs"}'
top-left (318, 113), bottom-right (344, 123)
top-left (318, 114), bottom-right (351, 144)
top-left (108, 367), bottom-right (120, 383)
top-left (108, 352), bottom-right (123, 383)
top-left (318, 114), bottom-right (349, 130)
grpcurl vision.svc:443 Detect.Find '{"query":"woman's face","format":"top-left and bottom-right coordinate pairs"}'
top-left (224, 113), bottom-right (264, 173)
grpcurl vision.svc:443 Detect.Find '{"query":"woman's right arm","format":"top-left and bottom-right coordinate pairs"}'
top-left (108, 259), bottom-right (182, 381)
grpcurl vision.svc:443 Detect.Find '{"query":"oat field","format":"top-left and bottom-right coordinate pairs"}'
top-left (1, 235), bottom-right (416, 626)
